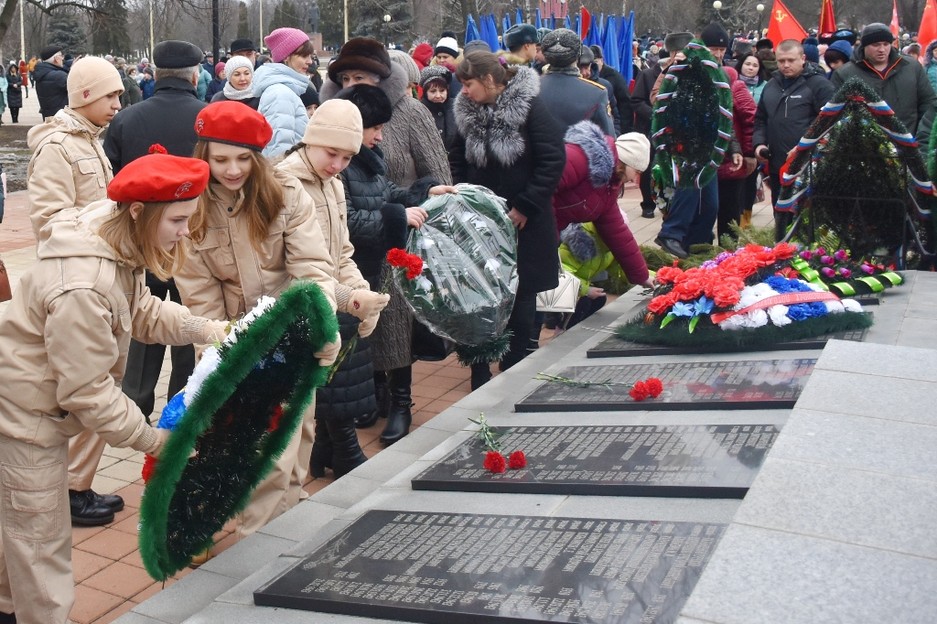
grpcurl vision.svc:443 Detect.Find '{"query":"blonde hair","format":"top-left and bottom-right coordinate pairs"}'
top-left (190, 141), bottom-right (284, 249)
top-left (97, 202), bottom-right (185, 281)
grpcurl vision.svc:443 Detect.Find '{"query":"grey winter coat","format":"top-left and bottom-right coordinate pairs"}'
top-left (320, 64), bottom-right (452, 187)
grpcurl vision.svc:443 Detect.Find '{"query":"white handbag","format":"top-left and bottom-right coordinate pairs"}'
top-left (536, 265), bottom-right (580, 313)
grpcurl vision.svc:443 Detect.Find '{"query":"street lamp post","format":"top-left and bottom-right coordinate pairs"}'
top-left (755, 3), bottom-right (764, 38)
top-left (383, 13), bottom-right (391, 48)
top-left (712, 1), bottom-right (724, 23)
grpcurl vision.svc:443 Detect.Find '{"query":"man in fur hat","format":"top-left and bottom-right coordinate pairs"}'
top-left (539, 28), bottom-right (614, 135)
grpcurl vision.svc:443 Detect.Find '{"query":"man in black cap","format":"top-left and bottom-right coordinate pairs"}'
top-left (103, 39), bottom-right (206, 434)
top-left (34, 45), bottom-right (68, 120)
top-left (700, 22), bottom-right (730, 63)
top-left (539, 28), bottom-right (614, 135)
top-left (230, 38), bottom-right (259, 66)
top-left (502, 23), bottom-right (539, 64)
top-left (832, 23), bottom-right (935, 138)
top-left (590, 44), bottom-right (634, 134)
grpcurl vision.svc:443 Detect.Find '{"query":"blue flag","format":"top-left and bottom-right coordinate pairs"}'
top-left (465, 14), bottom-right (481, 43)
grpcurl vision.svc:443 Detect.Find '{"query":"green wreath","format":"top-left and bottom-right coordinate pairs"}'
top-left (651, 40), bottom-right (734, 190)
top-left (139, 282), bottom-right (337, 581)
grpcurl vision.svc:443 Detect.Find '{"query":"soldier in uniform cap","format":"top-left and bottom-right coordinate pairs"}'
top-left (103, 39), bottom-right (208, 446)
top-left (502, 23), bottom-right (539, 64)
top-left (539, 28), bottom-right (614, 135)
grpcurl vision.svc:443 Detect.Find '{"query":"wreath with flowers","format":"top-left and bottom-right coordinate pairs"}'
top-left (783, 246), bottom-right (903, 298)
top-left (651, 40), bottom-right (734, 191)
top-left (139, 282), bottom-right (337, 581)
top-left (615, 243), bottom-right (873, 348)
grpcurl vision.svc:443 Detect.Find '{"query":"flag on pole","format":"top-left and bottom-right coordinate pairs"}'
top-left (465, 14), bottom-right (481, 44)
top-left (516, 8), bottom-right (525, 25)
top-left (535, 8), bottom-right (542, 29)
top-left (919, 0), bottom-right (937, 52)
top-left (580, 7), bottom-right (592, 41)
top-left (601, 15), bottom-right (620, 73)
top-left (890, 0), bottom-right (901, 42)
top-left (765, 0), bottom-right (807, 47)
top-left (620, 11), bottom-right (635, 82)
top-left (818, 0), bottom-right (836, 41)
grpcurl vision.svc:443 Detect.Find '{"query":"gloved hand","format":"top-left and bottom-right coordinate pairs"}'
top-left (358, 313), bottom-right (380, 337)
top-left (204, 319), bottom-right (230, 344)
top-left (346, 290), bottom-right (389, 321)
top-left (315, 337), bottom-right (342, 366)
top-left (138, 427), bottom-right (171, 457)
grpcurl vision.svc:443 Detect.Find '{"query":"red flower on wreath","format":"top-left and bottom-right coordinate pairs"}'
top-left (508, 451), bottom-right (527, 469)
top-left (386, 248), bottom-right (423, 280)
top-left (483, 450), bottom-right (507, 473)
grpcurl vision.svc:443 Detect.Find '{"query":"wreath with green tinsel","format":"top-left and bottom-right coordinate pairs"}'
top-left (778, 78), bottom-right (935, 260)
top-left (138, 282), bottom-right (337, 581)
top-left (651, 40), bottom-right (734, 190)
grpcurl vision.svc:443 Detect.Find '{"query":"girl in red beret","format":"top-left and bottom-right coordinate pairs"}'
top-left (175, 101), bottom-right (385, 541)
top-left (0, 151), bottom-right (229, 624)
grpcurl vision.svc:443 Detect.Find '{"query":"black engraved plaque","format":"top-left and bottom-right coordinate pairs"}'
top-left (586, 328), bottom-right (868, 358)
top-left (254, 510), bottom-right (725, 624)
top-left (515, 359), bottom-right (815, 412)
top-left (412, 424), bottom-right (778, 498)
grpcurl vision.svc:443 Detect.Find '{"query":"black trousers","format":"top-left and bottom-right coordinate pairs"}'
top-left (717, 177), bottom-right (745, 241)
top-left (121, 274), bottom-right (195, 417)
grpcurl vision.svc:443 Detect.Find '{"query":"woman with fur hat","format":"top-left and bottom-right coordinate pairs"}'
top-left (275, 98), bottom-right (392, 474)
top-left (176, 101), bottom-right (374, 538)
top-left (553, 122), bottom-right (653, 289)
top-left (253, 27), bottom-right (317, 157)
top-left (320, 36), bottom-right (451, 188)
top-left (0, 151), bottom-right (228, 624)
top-left (450, 49), bottom-right (566, 389)
top-left (419, 64), bottom-right (458, 155)
top-left (329, 84), bottom-right (455, 446)
top-left (210, 55), bottom-right (259, 109)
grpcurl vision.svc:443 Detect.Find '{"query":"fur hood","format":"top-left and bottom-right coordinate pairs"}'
top-left (320, 63), bottom-right (410, 108)
top-left (560, 222), bottom-right (598, 262)
top-left (564, 121), bottom-right (614, 188)
top-left (454, 66), bottom-right (540, 168)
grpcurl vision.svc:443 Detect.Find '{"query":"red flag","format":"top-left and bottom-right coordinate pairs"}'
top-left (580, 6), bottom-right (591, 41)
top-left (891, 0), bottom-right (901, 42)
top-left (818, 0), bottom-right (837, 41)
top-left (765, 0), bottom-right (807, 47)
top-left (919, 0), bottom-right (937, 52)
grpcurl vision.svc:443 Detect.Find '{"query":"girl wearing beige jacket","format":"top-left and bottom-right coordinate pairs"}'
top-left (175, 101), bottom-right (386, 540)
top-left (0, 152), bottom-right (228, 624)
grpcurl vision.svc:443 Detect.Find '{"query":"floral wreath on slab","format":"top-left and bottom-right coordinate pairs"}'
top-left (615, 243), bottom-right (874, 349)
top-left (394, 184), bottom-right (518, 366)
top-left (138, 282), bottom-right (337, 581)
top-left (776, 78), bottom-right (935, 260)
top-left (651, 40), bottom-right (734, 193)
top-left (783, 246), bottom-right (903, 298)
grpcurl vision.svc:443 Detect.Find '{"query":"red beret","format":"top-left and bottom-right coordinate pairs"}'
top-left (195, 101), bottom-right (273, 151)
top-left (107, 149), bottom-right (210, 203)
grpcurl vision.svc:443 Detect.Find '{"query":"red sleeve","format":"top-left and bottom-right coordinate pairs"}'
top-left (732, 81), bottom-right (756, 156)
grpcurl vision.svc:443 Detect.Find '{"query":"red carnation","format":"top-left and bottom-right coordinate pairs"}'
top-left (386, 248), bottom-right (409, 266)
top-left (630, 380), bottom-right (650, 401)
top-left (483, 450), bottom-right (507, 473)
top-left (645, 377), bottom-right (663, 398)
top-left (508, 451), bottom-right (527, 469)
top-left (142, 454), bottom-right (157, 483)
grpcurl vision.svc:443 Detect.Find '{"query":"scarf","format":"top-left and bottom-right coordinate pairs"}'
top-left (739, 74), bottom-right (760, 87)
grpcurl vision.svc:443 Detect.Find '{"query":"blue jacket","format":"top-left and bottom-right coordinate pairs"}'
top-left (253, 63), bottom-right (311, 158)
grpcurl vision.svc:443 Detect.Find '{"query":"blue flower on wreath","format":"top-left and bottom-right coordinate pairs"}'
top-left (662, 296), bottom-right (713, 333)
top-left (766, 276), bottom-right (812, 294)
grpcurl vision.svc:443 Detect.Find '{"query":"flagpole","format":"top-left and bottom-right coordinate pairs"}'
top-left (19, 0), bottom-right (25, 62)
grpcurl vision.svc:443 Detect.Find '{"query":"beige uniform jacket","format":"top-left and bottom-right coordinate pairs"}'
top-left (0, 202), bottom-right (220, 449)
top-left (276, 150), bottom-right (370, 310)
top-left (26, 108), bottom-right (112, 241)
top-left (175, 170), bottom-right (337, 323)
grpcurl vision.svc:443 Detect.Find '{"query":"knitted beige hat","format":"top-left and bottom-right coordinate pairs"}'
top-left (68, 56), bottom-right (124, 108)
top-left (302, 100), bottom-right (363, 154)
top-left (614, 132), bottom-right (651, 172)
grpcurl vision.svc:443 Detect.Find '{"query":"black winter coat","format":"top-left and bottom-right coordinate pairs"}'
top-left (598, 63), bottom-right (635, 133)
top-left (314, 313), bottom-right (375, 423)
top-left (420, 96), bottom-right (458, 157)
top-left (34, 61), bottom-right (68, 119)
top-left (451, 67), bottom-right (566, 294)
top-left (103, 78), bottom-right (207, 171)
top-left (630, 63), bottom-right (661, 135)
top-left (6, 74), bottom-right (22, 109)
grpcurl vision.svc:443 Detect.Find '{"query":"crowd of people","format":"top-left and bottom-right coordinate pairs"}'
top-left (0, 19), bottom-right (931, 624)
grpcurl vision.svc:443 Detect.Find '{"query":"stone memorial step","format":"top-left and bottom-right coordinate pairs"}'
top-left (412, 424), bottom-right (779, 498)
top-left (254, 510), bottom-right (725, 624)
top-left (515, 359), bottom-right (816, 412)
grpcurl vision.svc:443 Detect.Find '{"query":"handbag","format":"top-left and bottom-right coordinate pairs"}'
top-left (536, 264), bottom-right (580, 313)
top-left (411, 318), bottom-right (454, 361)
top-left (0, 259), bottom-right (11, 303)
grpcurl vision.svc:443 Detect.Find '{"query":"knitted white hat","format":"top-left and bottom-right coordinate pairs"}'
top-left (614, 133), bottom-right (651, 172)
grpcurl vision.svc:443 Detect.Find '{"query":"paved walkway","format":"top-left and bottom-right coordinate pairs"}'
top-left (0, 99), bottom-right (776, 621)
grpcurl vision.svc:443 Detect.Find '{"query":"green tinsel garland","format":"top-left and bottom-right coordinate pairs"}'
top-left (455, 332), bottom-right (512, 366)
top-left (615, 310), bottom-right (873, 350)
top-left (139, 282), bottom-right (337, 581)
top-left (651, 40), bottom-right (734, 190)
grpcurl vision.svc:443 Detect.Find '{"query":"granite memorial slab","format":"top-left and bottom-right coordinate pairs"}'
top-left (411, 424), bottom-right (778, 498)
top-left (515, 359), bottom-right (816, 412)
top-left (254, 510), bottom-right (725, 624)
top-left (586, 329), bottom-right (867, 358)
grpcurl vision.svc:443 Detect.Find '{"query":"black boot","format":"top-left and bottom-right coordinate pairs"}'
top-left (327, 418), bottom-right (367, 477)
top-left (355, 371), bottom-right (388, 428)
top-left (69, 489), bottom-right (114, 526)
top-left (309, 417), bottom-right (333, 478)
top-left (470, 362), bottom-right (492, 390)
top-left (90, 489), bottom-right (124, 512)
top-left (380, 366), bottom-right (412, 445)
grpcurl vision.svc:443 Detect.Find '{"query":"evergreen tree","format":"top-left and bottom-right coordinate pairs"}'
top-left (317, 0), bottom-right (343, 47)
top-left (351, 0), bottom-right (412, 44)
top-left (91, 0), bottom-right (132, 56)
top-left (47, 11), bottom-right (88, 55)
top-left (268, 0), bottom-right (303, 32)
